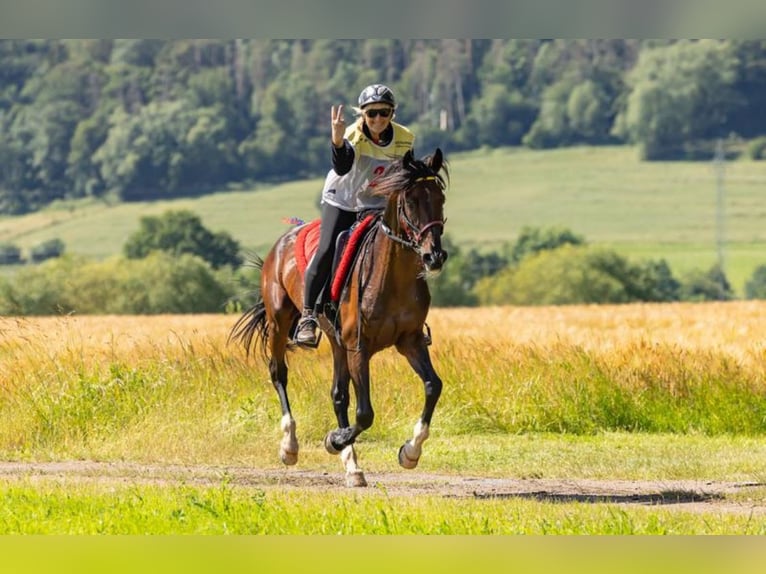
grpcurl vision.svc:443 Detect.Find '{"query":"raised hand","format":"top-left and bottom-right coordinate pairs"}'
top-left (331, 104), bottom-right (346, 147)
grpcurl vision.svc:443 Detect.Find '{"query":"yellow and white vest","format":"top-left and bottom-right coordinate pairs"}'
top-left (321, 121), bottom-right (415, 212)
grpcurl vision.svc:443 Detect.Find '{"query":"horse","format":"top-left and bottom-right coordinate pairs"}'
top-left (230, 148), bottom-right (449, 487)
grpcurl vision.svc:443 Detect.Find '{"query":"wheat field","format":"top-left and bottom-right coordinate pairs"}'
top-left (2, 301), bottom-right (765, 456)
top-left (2, 303), bottom-right (766, 533)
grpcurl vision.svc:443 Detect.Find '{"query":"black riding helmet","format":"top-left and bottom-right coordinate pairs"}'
top-left (358, 84), bottom-right (396, 109)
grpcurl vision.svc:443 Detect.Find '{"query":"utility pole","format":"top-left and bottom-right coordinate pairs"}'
top-left (714, 139), bottom-right (726, 273)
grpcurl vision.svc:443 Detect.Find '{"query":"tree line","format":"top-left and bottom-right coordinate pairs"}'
top-left (2, 39), bottom-right (766, 215)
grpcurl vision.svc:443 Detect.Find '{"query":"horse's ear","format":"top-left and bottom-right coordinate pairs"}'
top-left (402, 149), bottom-right (415, 167)
top-left (429, 147), bottom-right (443, 173)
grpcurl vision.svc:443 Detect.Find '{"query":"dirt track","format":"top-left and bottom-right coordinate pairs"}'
top-left (1, 461), bottom-right (763, 515)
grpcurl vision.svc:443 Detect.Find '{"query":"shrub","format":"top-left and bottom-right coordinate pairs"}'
top-left (124, 209), bottom-right (242, 269)
top-left (0, 253), bottom-right (235, 315)
top-left (0, 242), bottom-right (23, 265)
top-left (510, 226), bottom-right (585, 265)
top-left (679, 264), bottom-right (734, 302)
top-left (474, 245), bottom-right (681, 306)
top-left (29, 238), bottom-right (65, 263)
top-left (748, 136), bottom-right (766, 160)
top-left (745, 264), bottom-right (766, 299)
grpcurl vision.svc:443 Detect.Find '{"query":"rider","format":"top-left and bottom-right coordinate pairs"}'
top-left (294, 83), bottom-right (415, 346)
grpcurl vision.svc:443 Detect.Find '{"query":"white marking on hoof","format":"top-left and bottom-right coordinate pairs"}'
top-left (399, 421), bottom-right (429, 470)
top-left (340, 445), bottom-right (366, 487)
top-left (279, 414), bottom-right (298, 466)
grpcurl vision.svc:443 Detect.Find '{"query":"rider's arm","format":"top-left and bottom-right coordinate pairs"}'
top-left (332, 140), bottom-right (354, 176)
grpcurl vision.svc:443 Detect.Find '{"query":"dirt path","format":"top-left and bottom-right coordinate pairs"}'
top-left (0, 461), bottom-right (763, 515)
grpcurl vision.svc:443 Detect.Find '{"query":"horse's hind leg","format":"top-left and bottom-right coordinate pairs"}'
top-left (324, 343), bottom-right (367, 487)
top-left (396, 337), bottom-right (443, 469)
top-left (270, 308), bottom-right (299, 465)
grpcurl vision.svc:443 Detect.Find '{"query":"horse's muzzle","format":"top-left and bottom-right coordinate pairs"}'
top-left (423, 249), bottom-right (448, 271)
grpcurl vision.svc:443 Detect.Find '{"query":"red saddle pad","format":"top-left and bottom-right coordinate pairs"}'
top-left (295, 215), bottom-right (376, 302)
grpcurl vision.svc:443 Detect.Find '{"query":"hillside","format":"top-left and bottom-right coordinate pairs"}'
top-left (2, 145), bottom-right (765, 292)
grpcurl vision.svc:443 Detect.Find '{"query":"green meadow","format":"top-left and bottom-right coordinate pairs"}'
top-left (2, 145), bottom-right (765, 292)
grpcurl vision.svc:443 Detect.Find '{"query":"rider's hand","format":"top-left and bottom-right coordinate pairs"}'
top-left (331, 105), bottom-right (345, 147)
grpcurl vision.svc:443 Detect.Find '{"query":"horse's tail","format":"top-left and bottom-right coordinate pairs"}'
top-left (228, 255), bottom-right (270, 361)
top-left (229, 299), bottom-right (269, 359)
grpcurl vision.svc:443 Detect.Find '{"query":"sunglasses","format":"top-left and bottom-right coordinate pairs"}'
top-left (364, 108), bottom-right (393, 119)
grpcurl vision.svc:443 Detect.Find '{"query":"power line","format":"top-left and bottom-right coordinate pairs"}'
top-left (714, 139), bottom-right (726, 273)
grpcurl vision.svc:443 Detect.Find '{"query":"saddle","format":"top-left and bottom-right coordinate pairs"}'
top-left (295, 214), bottom-right (377, 305)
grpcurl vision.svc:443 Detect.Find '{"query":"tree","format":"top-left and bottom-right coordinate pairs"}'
top-left (123, 209), bottom-right (242, 269)
top-left (475, 245), bottom-right (626, 305)
top-left (29, 238), bottom-right (65, 263)
top-left (523, 79), bottom-right (575, 148)
top-left (744, 264), bottom-right (766, 299)
top-left (239, 82), bottom-right (294, 179)
top-left (632, 259), bottom-right (681, 302)
top-left (727, 41), bottom-right (766, 138)
top-left (0, 252), bottom-right (234, 315)
top-left (679, 264), bottom-right (734, 301)
top-left (617, 40), bottom-right (742, 160)
top-left (462, 84), bottom-right (536, 147)
top-left (510, 226), bottom-right (585, 265)
top-left (566, 79), bottom-right (614, 143)
top-left (0, 242), bottom-right (23, 265)
top-left (427, 235), bottom-right (480, 307)
top-left (94, 100), bottom-right (238, 200)
top-left (475, 244), bottom-right (681, 306)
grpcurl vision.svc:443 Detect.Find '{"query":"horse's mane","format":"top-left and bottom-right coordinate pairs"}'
top-left (371, 151), bottom-right (449, 198)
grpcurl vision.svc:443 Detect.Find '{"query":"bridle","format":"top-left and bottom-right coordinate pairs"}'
top-left (380, 175), bottom-right (446, 252)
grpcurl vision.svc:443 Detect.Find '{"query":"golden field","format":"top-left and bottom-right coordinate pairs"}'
top-left (3, 301), bottom-right (765, 365)
top-left (1, 302), bottom-right (765, 465)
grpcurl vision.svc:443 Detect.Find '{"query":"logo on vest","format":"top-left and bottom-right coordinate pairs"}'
top-left (369, 165), bottom-right (386, 188)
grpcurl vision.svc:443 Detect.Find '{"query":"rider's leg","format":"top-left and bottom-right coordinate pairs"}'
top-left (295, 204), bottom-right (356, 346)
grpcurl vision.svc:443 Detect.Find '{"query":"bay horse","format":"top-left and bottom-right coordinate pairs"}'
top-left (230, 148), bottom-right (449, 487)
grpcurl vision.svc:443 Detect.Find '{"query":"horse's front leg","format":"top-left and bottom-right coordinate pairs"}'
top-left (324, 349), bottom-right (373, 487)
top-left (396, 337), bottom-right (443, 469)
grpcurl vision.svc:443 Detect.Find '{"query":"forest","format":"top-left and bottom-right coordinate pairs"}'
top-left (2, 39), bottom-right (766, 215)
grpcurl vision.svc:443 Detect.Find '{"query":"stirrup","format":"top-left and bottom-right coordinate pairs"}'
top-left (294, 315), bottom-right (322, 348)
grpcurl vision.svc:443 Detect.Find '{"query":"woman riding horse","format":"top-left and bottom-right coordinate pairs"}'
top-left (295, 84), bottom-right (416, 347)
top-left (231, 146), bottom-right (449, 487)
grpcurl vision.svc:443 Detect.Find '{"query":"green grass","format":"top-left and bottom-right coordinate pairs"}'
top-left (0, 478), bottom-right (765, 534)
top-left (2, 146), bottom-right (766, 291)
top-left (4, 340), bottom-right (766, 464)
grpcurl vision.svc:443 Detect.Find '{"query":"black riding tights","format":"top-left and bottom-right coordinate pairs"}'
top-left (303, 203), bottom-right (357, 311)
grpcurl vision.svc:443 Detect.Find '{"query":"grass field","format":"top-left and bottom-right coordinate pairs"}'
top-left (1, 303), bottom-right (766, 534)
top-left (2, 146), bottom-right (765, 292)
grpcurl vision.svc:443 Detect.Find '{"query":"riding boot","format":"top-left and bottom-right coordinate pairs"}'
top-left (294, 308), bottom-right (320, 347)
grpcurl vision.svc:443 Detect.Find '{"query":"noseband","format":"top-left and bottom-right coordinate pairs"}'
top-left (380, 176), bottom-right (445, 252)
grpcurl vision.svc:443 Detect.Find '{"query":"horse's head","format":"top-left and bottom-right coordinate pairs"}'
top-left (377, 148), bottom-right (449, 274)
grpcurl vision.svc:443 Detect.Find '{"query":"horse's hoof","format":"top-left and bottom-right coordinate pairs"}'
top-left (280, 449), bottom-right (298, 466)
top-left (324, 432), bottom-right (341, 455)
top-left (345, 470), bottom-right (367, 488)
top-left (398, 444), bottom-right (419, 470)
